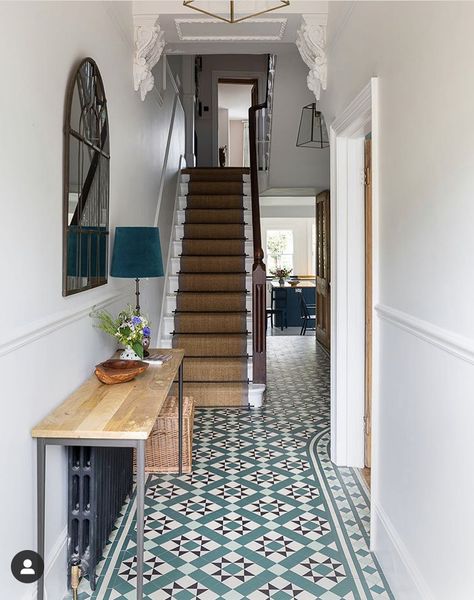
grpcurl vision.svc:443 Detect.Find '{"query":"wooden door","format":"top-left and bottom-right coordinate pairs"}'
top-left (364, 139), bottom-right (373, 468)
top-left (315, 190), bottom-right (330, 350)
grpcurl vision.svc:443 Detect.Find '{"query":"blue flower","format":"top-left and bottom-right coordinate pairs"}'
top-left (143, 326), bottom-right (151, 337)
top-left (132, 316), bottom-right (141, 326)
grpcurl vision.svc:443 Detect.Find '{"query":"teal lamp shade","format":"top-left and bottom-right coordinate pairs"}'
top-left (110, 227), bottom-right (164, 279)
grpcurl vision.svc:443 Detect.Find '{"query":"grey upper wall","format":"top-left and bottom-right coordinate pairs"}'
top-left (269, 47), bottom-right (329, 192)
top-left (193, 49), bottom-right (329, 193)
top-left (195, 54), bottom-right (268, 166)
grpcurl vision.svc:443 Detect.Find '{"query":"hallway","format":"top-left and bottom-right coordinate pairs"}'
top-left (74, 338), bottom-right (392, 599)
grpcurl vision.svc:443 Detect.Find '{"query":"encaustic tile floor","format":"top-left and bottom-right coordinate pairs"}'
top-left (73, 337), bottom-right (393, 600)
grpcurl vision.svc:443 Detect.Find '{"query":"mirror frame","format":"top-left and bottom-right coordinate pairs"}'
top-left (62, 57), bottom-right (110, 296)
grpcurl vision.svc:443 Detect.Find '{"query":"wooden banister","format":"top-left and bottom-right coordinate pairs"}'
top-left (249, 55), bottom-right (274, 385)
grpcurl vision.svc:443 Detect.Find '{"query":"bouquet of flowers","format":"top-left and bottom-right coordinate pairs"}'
top-left (269, 267), bottom-right (292, 279)
top-left (91, 305), bottom-right (150, 359)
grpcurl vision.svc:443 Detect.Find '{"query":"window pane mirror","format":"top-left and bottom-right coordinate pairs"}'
top-left (63, 58), bottom-right (110, 296)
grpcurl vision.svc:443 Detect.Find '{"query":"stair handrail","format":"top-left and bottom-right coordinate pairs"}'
top-left (248, 54), bottom-right (274, 385)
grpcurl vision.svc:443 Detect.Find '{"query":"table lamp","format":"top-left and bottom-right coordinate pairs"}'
top-left (110, 227), bottom-right (164, 314)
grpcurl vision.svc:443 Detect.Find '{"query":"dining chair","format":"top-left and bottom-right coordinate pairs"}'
top-left (297, 290), bottom-right (316, 335)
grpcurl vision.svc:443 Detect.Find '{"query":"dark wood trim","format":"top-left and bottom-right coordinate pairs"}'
top-left (248, 58), bottom-right (271, 385)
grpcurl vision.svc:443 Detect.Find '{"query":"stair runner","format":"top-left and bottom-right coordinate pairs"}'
top-left (172, 167), bottom-right (251, 407)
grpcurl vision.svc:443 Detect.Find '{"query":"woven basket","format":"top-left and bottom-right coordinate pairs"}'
top-left (134, 396), bottom-right (194, 474)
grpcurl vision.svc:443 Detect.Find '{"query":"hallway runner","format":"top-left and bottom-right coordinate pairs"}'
top-left (74, 337), bottom-right (393, 600)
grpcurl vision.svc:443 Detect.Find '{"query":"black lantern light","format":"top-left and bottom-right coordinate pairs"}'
top-left (296, 102), bottom-right (329, 149)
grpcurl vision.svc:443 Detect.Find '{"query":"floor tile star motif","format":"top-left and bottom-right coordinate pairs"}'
top-left (247, 530), bottom-right (304, 561)
top-left (286, 512), bottom-right (331, 538)
top-left (201, 552), bottom-right (263, 587)
top-left (161, 531), bottom-right (219, 561)
top-left (211, 512), bottom-right (259, 538)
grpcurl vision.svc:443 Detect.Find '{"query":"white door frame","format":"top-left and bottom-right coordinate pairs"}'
top-left (330, 78), bottom-right (379, 472)
top-left (211, 70), bottom-right (266, 167)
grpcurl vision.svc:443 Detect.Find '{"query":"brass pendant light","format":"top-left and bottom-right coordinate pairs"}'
top-left (183, 1), bottom-right (290, 24)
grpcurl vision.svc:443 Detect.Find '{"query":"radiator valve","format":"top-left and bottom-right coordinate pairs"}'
top-left (70, 560), bottom-right (82, 600)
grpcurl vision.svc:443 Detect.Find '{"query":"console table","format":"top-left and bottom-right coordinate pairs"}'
top-left (31, 348), bottom-right (185, 600)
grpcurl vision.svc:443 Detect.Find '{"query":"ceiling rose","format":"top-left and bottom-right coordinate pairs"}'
top-left (183, 1), bottom-right (290, 24)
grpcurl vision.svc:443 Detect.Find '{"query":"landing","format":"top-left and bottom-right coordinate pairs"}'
top-left (74, 338), bottom-right (393, 599)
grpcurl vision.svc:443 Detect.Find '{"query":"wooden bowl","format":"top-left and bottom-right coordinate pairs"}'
top-left (289, 280), bottom-right (300, 287)
top-left (95, 359), bottom-right (149, 385)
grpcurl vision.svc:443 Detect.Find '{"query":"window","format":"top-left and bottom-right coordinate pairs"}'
top-left (266, 230), bottom-right (294, 272)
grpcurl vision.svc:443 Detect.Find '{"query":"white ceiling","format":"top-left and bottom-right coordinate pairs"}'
top-left (134, 1), bottom-right (328, 55)
top-left (218, 83), bottom-right (253, 119)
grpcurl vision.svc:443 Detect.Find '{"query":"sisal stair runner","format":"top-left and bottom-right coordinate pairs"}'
top-left (172, 167), bottom-right (250, 407)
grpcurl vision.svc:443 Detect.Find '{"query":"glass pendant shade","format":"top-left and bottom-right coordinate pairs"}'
top-left (296, 103), bottom-right (329, 149)
top-left (183, 1), bottom-right (290, 24)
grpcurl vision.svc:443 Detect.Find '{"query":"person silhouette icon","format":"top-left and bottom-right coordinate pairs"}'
top-left (11, 550), bottom-right (43, 583)
top-left (20, 559), bottom-right (35, 575)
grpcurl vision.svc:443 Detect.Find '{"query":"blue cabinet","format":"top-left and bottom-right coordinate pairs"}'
top-left (271, 284), bottom-right (316, 328)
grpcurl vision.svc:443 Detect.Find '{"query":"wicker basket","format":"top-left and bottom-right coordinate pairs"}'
top-left (134, 396), bottom-right (194, 474)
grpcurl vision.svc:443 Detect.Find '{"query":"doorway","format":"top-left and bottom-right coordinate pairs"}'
top-left (363, 135), bottom-right (372, 488)
top-left (329, 78), bottom-right (378, 510)
top-left (217, 79), bottom-right (257, 168)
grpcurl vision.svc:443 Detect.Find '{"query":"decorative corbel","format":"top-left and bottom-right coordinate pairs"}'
top-left (296, 15), bottom-right (327, 101)
top-left (133, 16), bottom-right (165, 101)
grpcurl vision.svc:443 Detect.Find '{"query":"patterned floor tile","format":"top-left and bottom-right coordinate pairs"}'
top-left (64, 337), bottom-right (393, 600)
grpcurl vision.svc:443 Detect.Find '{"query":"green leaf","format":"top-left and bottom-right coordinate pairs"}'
top-left (132, 341), bottom-right (144, 359)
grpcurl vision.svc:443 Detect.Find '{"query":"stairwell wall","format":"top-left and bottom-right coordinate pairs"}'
top-left (0, 2), bottom-right (183, 597)
top-left (320, 2), bottom-right (474, 598)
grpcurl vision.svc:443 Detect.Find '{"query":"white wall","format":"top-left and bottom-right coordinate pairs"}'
top-left (195, 54), bottom-right (268, 166)
top-left (321, 2), bottom-right (474, 598)
top-left (269, 47), bottom-right (330, 191)
top-left (229, 120), bottom-right (244, 167)
top-left (0, 2), bottom-right (183, 597)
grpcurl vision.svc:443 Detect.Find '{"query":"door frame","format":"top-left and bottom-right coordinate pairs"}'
top-left (211, 70), bottom-right (266, 166)
top-left (329, 78), bottom-right (379, 480)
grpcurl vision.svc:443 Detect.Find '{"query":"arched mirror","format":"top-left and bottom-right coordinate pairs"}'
top-left (63, 58), bottom-right (110, 296)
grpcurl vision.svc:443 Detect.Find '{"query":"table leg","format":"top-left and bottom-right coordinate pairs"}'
top-left (136, 440), bottom-right (145, 600)
top-left (178, 362), bottom-right (183, 475)
top-left (37, 438), bottom-right (46, 600)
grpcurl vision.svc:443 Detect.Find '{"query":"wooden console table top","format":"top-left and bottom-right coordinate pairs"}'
top-left (31, 349), bottom-right (184, 440)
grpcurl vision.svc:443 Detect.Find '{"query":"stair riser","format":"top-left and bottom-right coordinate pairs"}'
top-left (171, 257), bottom-right (252, 275)
top-left (181, 174), bottom-right (250, 184)
top-left (180, 183), bottom-right (251, 196)
top-left (178, 196), bottom-right (251, 210)
top-left (160, 336), bottom-right (253, 356)
top-left (175, 224), bottom-right (252, 240)
top-left (172, 240), bottom-right (252, 257)
top-left (180, 359), bottom-right (252, 382)
top-left (166, 295), bottom-right (252, 313)
top-left (168, 315), bottom-right (252, 335)
top-left (177, 209), bottom-right (249, 225)
top-left (168, 275), bottom-right (253, 294)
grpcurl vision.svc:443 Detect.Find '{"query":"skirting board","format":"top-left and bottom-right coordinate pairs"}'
top-left (23, 526), bottom-right (67, 600)
top-left (372, 502), bottom-right (433, 600)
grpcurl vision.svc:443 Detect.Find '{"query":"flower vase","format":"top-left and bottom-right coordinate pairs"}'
top-left (120, 346), bottom-right (142, 361)
top-left (279, 277), bottom-right (285, 286)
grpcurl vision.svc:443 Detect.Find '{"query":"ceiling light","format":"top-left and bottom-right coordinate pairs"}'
top-left (183, 1), bottom-right (290, 24)
top-left (296, 102), bottom-right (329, 149)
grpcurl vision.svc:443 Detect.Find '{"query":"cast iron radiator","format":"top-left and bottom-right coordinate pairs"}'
top-left (67, 446), bottom-right (133, 590)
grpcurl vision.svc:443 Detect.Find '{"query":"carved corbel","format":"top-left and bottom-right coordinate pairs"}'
top-left (134, 16), bottom-right (165, 101)
top-left (296, 16), bottom-right (327, 101)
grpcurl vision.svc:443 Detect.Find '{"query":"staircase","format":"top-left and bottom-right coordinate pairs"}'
top-left (161, 167), bottom-right (263, 407)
